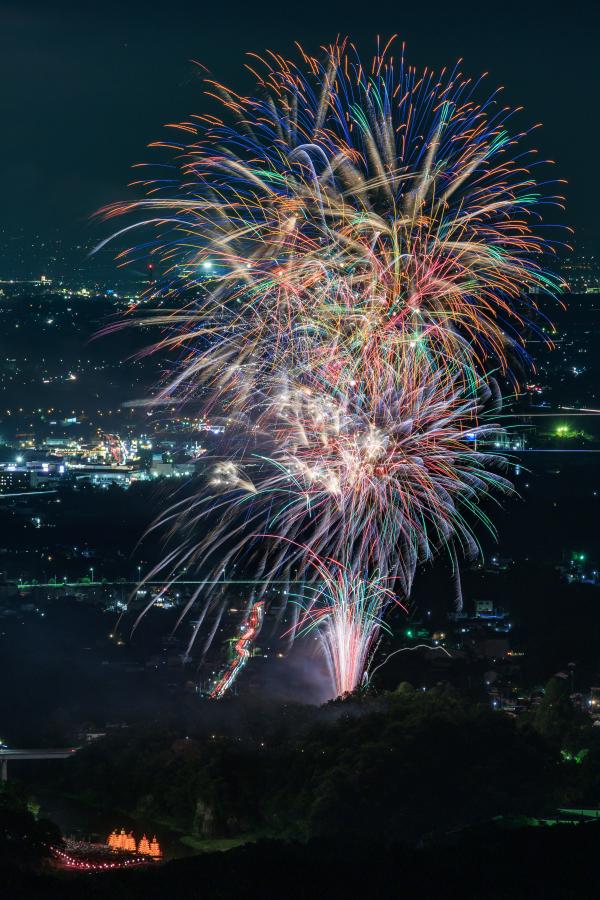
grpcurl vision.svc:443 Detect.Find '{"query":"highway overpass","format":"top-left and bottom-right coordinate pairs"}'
top-left (0, 747), bottom-right (78, 781)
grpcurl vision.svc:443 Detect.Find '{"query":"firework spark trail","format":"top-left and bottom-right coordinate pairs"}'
top-left (209, 600), bottom-right (265, 698)
top-left (100, 39), bottom-right (565, 695)
top-left (285, 554), bottom-right (407, 696)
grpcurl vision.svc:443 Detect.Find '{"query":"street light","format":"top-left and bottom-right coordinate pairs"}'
top-left (90, 566), bottom-right (94, 584)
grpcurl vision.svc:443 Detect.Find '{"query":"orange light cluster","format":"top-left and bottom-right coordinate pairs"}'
top-left (107, 828), bottom-right (162, 858)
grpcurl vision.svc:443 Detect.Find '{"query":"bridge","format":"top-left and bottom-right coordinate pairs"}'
top-left (0, 747), bottom-right (78, 781)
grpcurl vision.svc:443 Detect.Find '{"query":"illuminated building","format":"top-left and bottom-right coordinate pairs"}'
top-left (0, 469), bottom-right (31, 492)
top-left (475, 599), bottom-right (494, 618)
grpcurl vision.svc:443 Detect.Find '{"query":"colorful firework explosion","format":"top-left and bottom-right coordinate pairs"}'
top-left (101, 38), bottom-right (565, 695)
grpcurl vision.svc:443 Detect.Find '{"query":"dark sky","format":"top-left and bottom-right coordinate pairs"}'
top-left (1, 0), bottom-right (598, 271)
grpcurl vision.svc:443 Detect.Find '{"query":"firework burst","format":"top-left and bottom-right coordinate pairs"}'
top-left (101, 38), bottom-right (565, 696)
top-left (99, 37), bottom-right (567, 411)
top-left (286, 554), bottom-right (407, 697)
top-left (134, 362), bottom-right (512, 681)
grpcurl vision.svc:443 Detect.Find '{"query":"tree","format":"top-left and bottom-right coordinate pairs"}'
top-left (533, 677), bottom-right (576, 746)
top-left (0, 784), bottom-right (62, 867)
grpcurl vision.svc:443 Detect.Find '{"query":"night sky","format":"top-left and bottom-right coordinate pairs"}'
top-left (1, 0), bottom-right (598, 268)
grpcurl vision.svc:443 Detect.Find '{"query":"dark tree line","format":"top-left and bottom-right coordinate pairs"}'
top-left (39, 679), bottom-right (600, 846)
